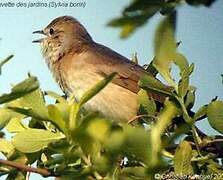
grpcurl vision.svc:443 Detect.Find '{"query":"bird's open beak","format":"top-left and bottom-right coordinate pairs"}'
top-left (32, 30), bottom-right (46, 43)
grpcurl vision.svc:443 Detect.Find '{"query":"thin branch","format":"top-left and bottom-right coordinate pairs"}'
top-left (0, 55), bottom-right (13, 67)
top-left (162, 150), bottom-right (217, 162)
top-left (128, 115), bottom-right (156, 124)
top-left (26, 168), bottom-right (31, 180)
top-left (0, 159), bottom-right (54, 177)
top-left (210, 139), bottom-right (223, 143)
top-left (192, 154), bottom-right (217, 162)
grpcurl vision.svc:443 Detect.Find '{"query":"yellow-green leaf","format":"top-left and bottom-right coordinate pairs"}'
top-left (137, 89), bottom-right (156, 117)
top-left (5, 117), bottom-right (28, 133)
top-left (48, 104), bottom-right (67, 133)
top-left (193, 105), bottom-right (207, 122)
top-left (139, 74), bottom-right (173, 97)
top-left (207, 101), bottom-right (223, 133)
top-left (153, 12), bottom-right (177, 87)
top-left (12, 129), bottom-right (63, 153)
top-left (86, 118), bottom-right (110, 142)
top-left (20, 88), bottom-right (48, 118)
top-left (120, 24), bottom-right (136, 38)
top-left (173, 53), bottom-right (190, 97)
top-left (174, 141), bottom-right (193, 175)
top-left (0, 108), bottom-right (12, 129)
top-left (0, 76), bottom-right (39, 104)
top-left (0, 139), bottom-right (14, 155)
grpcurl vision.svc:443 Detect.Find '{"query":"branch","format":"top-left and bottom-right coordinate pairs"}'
top-left (0, 55), bottom-right (13, 67)
top-left (0, 159), bottom-right (55, 177)
top-left (128, 115), bottom-right (156, 124)
top-left (192, 154), bottom-right (217, 162)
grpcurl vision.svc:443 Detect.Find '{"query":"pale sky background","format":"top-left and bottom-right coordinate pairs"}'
top-left (0, 0), bottom-right (222, 179)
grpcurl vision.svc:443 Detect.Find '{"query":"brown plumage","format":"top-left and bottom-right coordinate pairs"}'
top-left (33, 16), bottom-right (165, 122)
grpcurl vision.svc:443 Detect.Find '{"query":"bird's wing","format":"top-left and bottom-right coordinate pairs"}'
top-left (86, 43), bottom-right (165, 103)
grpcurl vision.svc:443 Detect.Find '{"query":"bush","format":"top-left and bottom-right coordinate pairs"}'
top-left (0, 1), bottom-right (222, 179)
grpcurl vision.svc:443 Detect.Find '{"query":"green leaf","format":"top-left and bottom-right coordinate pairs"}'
top-left (153, 12), bottom-right (177, 87)
top-left (207, 160), bottom-right (223, 174)
top-left (124, 0), bottom-right (163, 13)
top-left (118, 166), bottom-right (146, 180)
top-left (5, 117), bottom-right (28, 133)
top-left (137, 89), bottom-right (156, 117)
top-left (0, 55), bottom-right (13, 75)
top-left (105, 128), bottom-right (124, 153)
top-left (193, 105), bottom-right (207, 122)
top-left (0, 76), bottom-right (39, 104)
top-left (160, 1), bottom-right (177, 15)
top-left (108, 12), bottom-right (157, 38)
top-left (174, 53), bottom-right (190, 97)
top-left (131, 52), bottom-right (138, 64)
top-left (123, 125), bottom-right (151, 163)
top-left (19, 88), bottom-right (48, 118)
top-left (184, 86), bottom-right (196, 110)
top-left (69, 103), bottom-right (80, 132)
top-left (153, 14), bottom-right (192, 96)
top-left (8, 106), bottom-right (65, 134)
top-left (8, 107), bottom-right (49, 122)
top-left (4, 99), bottom-right (26, 119)
top-left (139, 74), bottom-right (173, 97)
top-left (54, 102), bottom-right (70, 123)
top-left (174, 141), bottom-right (193, 175)
top-left (150, 99), bottom-right (180, 166)
top-left (108, 16), bottom-right (135, 27)
top-left (47, 104), bottom-right (67, 134)
top-left (0, 108), bottom-right (12, 130)
top-left (108, 14), bottom-right (151, 27)
top-left (188, 63), bottom-right (195, 76)
top-left (144, 59), bottom-right (158, 77)
top-left (79, 72), bottom-right (116, 106)
top-left (45, 91), bottom-right (67, 104)
top-left (185, 0), bottom-right (217, 7)
top-left (207, 101), bottom-right (223, 134)
top-left (120, 24), bottom-right (136, 38)
top-left (86, 118), bottom-right (110, 142)
top-left (0, 139), bottom-right (14, 155)
top-left (12, 129), bottom-right (63, 153)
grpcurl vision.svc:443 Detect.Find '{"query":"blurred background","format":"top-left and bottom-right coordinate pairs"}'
top-left (0, 0), bottom-right (222, 179)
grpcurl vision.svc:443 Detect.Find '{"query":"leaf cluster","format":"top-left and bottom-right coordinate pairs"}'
top-left (108, 0), bottom-right (218, 38)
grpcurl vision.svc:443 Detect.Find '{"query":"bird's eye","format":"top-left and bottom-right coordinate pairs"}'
top-left (49, 28), bottom-right (54, 35)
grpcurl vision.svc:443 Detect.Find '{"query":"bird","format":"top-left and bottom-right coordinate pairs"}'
top-left (33, 16), bottom-right (165, 122)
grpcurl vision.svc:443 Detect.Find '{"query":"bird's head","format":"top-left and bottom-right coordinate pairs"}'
top-left (33, 16), bottom-right (92, 63)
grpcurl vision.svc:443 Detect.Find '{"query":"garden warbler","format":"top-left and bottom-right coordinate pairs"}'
top-left (33, 16), bottom-right (165, 122)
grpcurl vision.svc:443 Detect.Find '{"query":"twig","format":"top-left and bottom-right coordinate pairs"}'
top-left (0, 55), bottom-right (13, 75)
top-left (0, 55), bottom-right (13, 67)
top-left (210, 139), bottom-right (223, 143)
top-left (0, 159), bottom-right (54, 177)
top-left (128, 115), bottom-right (156, 124)
top-left (162, 150), bottom-right (216, 162)
top-left (26, 168), bottom-right (31, 180)
top-left (192, 154), bottom-right (217, 162)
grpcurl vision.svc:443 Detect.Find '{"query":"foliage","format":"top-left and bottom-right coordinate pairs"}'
top-left (108, 0), bottom-right (218, 38)
top-left (0, 1), bottom-right (222, 179)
